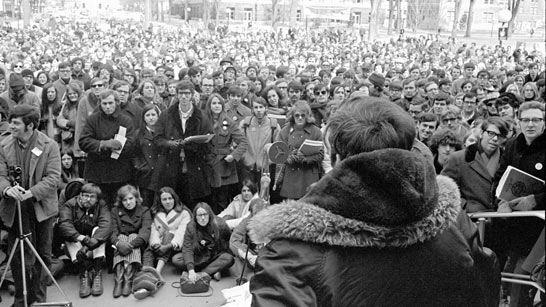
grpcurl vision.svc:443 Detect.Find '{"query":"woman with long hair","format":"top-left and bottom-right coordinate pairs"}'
top-left (275, 101), bottom-right (324, 200)
top-left (40, 83), bottom-right (62, 141)
top-left (204, 93), bottom-right (248, 213)
top-left (133, 104), bottom-right (162, 207)
top-left (522, 82), bottom-right (539, 102)
top-left (34, 71), bottom-right (50, 87)
top-left (261, 85), bottom-right (287, 115)
top-left (218, 179), bottom-right (259, 230)
top-left (142, 187), bottom-right (192, 276)
top-left (172, 202), bottom-right (234, 282)
top-left (58, 149), bottom-right (79, 193)
top-left (57, 82), bottom-right (82, 152)
top-left (110, 185), bottom-right (152, 298)
top-left (133, 80), bottom-right (162, 110)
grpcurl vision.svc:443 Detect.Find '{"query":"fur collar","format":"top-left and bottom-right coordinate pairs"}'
top-left (248, 149), bottom-right (461, 249)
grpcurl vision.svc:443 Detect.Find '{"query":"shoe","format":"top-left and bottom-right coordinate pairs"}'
top-left (79, 270), bottom-right (92, 298)
top-left (213, 272), bottom-right (221, 281)
top-left (122, 264), bottom-right (136, 297)
top-left (133, 288), bottom-right (150, 300)
top-left (91, 269), bottom-right (103, 296)
top-left (113, 263), bottom-right (124, 298)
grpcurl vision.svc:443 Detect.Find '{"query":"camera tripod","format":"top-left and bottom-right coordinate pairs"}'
top-left (0, 187), bottom-right (71, 307)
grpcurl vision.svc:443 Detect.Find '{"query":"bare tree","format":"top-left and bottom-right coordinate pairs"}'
top-left (506, 0), bottom-right (522, 37)
top-left (368, 0), bottom-right (382, 41)
top-left (387, 0), bottom-right (394, 35)
top-left (451, 0), bottom-right (462, 38)
top-left (271, 0), bottom-right (278, 28)
top-left (464, 0), bottom-right (475, 37)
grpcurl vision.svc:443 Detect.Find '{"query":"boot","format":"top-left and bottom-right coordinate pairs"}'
top-left (122, 263), bottom-right (136, 297)
top-left (113, 263), bottom-right (125, 298)
top-left (91, 258), bottom-right (104, 296)
top-left (79, 270), bottom-right (92, 298)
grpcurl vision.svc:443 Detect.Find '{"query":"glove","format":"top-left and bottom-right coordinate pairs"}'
top-left (151, 243), bottom-right (161, 251)
top-left (76, 246), bottom-right (89, 262)
top-left (508, 195), bottom-right (536, 211)
top-left (497, 201), bottom-right (512, 213)
top-left (101, 139), bottom-right (122, 151)
top-left (82, 236), bottom-right (100, 250)
top-left (166, 140), bottom-right (180, 149)
top-left (117, 241), bottom-right (133, 256)
top-left (157, 243), bottom-right (172, 256)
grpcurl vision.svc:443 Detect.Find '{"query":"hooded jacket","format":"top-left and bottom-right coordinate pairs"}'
top-left (248, 149), bottom-right (499, 307)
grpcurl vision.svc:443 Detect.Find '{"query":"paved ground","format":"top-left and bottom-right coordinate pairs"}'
top-left (0, 264), bottom-right (242, 307)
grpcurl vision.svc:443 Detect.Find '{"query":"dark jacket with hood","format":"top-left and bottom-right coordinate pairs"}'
top-left (248, 149), bottom-right (500, 307)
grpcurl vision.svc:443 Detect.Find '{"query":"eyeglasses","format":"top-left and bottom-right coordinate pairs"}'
top-left (165, 59), bottom-right (173, 63)
top-left (80, 193), bottom-right (97, 200)
top-left (486, 102), bottom-right (497, 107)
top-left (294, 113), bottom-right (306, 119)
top-left (59, 69), bottom-right (71, 73)
top-left (14, 64), bottom-right (23, 68)
top-left (484, 130), bottom-right (505, 139)
top-left (463, 100), bottom-right (476, 105)
top-left (519, 118), bottom-right (544, 125)
top-left (314, 90), bottom-right (328, 96)
top-left (91, 84), bottom-right (104, 88)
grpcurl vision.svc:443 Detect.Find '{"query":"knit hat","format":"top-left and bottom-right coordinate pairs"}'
top-left (21, 69), bottom-right (34, 78)
top-left (9, 74), bottom-right (26, 89)
top-left (368, 73), bottom-right (385, 88)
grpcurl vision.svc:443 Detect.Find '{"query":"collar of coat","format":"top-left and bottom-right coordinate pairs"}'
top-left (248, 149), bottom-right (461, 249)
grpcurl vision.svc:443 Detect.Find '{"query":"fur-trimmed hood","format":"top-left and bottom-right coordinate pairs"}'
top-left (248, 149), bottom-right (461, 248)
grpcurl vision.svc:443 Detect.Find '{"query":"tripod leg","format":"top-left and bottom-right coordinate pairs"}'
top-left (22, 237), bottom-right (71, 301)
top-left (0, 238), bottom-right (20, 289)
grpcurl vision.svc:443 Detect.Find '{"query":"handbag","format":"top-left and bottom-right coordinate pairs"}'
top-left (178, 271), bottom-right (212, 296)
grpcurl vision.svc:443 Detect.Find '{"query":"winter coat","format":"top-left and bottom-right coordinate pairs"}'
top-left (181, 217), bottom-right (232, 271)
top-left (110, 204), bottom-right (152, 249)
top-left (152, 102), bottom-right (213, 199)
top-left (57, 197), bottom-right (112, 244)
top-left (441, 143), bottom-right (501, 212)
top-left (0, 131), bottom-right (61, 227)
top-left (149, 206), bottom-right (192, 250)
top-left (248, 149), bottom-right (500, 307)
top-left (79, 107), bottom-right (136, 184)
top-left (276, 124), bottom-right (323, 199)
top-left (209, 116), bottom-right (248, 188)
top-left (73, 92), bottom-right (99, 155)
top-left (493, 132), bottom-right (545, 256)
top-left (133, 127), bottom-right (161, 192)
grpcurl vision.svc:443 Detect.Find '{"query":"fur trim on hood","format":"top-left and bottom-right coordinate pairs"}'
top-left (248, 149), bottom-right (461, 248)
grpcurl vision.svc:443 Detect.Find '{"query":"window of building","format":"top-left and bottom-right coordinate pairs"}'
top-left (227, 7), bottom-right (235, 19)
top-left (243, 8), bottom-right (252, 21)
top-left (483, 12), bottom-right (494, 23)
top-left (352, 12), bottom-right (361, 24)
top-left (296, 9), bottom-right (301, 22)
top-left (530, 6), bottom-right (538, 15)
top-left (483, 0), bottom-right (493, 4)
top-left (497, 0), bottom-right (508, 6)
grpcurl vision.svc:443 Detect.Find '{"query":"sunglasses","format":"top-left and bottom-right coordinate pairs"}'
top-left (91, 84), bottom-right (104, 88)
top-left (294, 114), bottom-right (306, 119)
top-left (14, 64), bottom-right (23, 68)
top-left (165, 59), bottom-right (173, 63)
top-left (314, 90), bottom-right (328, 96)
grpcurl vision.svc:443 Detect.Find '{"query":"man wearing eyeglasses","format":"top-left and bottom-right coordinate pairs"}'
top-left (494, 101), bottom-right (545, 307)
top-left (460, 92), bottom-right (479, 126)
top-left (442, 117), bottom-right (510, 213)
top-left (57, 183), bottom-right (112, 298)
top-left (53, 62), bottom-right (74, 101)
top-left (153, 80), bottom-right (214, 209)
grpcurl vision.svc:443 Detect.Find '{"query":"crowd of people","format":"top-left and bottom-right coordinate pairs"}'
top-left (0, 17), bottom-right (544, 307)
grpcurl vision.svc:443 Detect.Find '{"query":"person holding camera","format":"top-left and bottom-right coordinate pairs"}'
top-left (57, 183), bottom-right (112, 298)
top-left (0, 105), bottom-right (61, 307)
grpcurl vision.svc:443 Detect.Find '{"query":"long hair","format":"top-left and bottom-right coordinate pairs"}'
top-left (192, 202), bottom-right (219, 251)
top-left (151, 187), bottom-right (188, 216)
top-left (40, 83), bottom-right (62, 119)
top-left (287, 100), bottom-right (315, 126)
top-left (115, 184), bottom-right (143, 208)
top-left (204, 93), bottom-right (233, 134)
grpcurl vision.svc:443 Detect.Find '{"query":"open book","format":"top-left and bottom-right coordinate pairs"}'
top-left (298, 139), bottom-right (323, 156)
top-left (185, 134), bottom-right (215, 144)
top-left (495, 166), bottom-right (545, 201)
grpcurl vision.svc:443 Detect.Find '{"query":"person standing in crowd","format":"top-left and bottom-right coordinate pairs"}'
top-left (172, 202), bottom-right (234, 282)
top-left (204, 93), bottom-right (248, 213)
top-left (495, 101), bottom-right (545, 307)
top-left (225, 85), bottom-right (252, 125)
top-left (0, 74), bottom-right (41, 113)
top-left (39, 83), bottom-right (62, 141)
top-left (416, 112), bottom-right (438, 145)
top-left (79, 90), bottom-right (136, 205)
top-left (0, 105), bottom-right (61, 307)
top-left (74, 77), bottom-right (106, 157)
top-left (143, 187), bottom-right (192, 276)
top-left (71, 57), bottom-right (91, 91)
top-left (56, 82), bottom-right (82, 152)
top-left (460, 92), bottom-right (480, 126)
top-left (429, 128), bottom-right (464, 174)
top-left (53, 61), bottom-right (73, 100)
top-left (110, 185), bottom-right (152, 298)
top-left (248, 97), bottom-right (499, 307)
top-left (275, 101), bottom-right (323, 200)
top-left (309, 83), bottom-right (329, 127)
top-left (21, 69), bottom-right (42, 100)
top-left (441, 117), bottom-right (509, 213)
top-left (57, 183), bottom-right (112, 298)
top-left (153, 80), bottom-right (214, 209)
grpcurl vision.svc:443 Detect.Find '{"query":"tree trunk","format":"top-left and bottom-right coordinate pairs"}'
top-left (451, 0), bottom-right (462, 38)
top-left (202, 0), bottom-right (209, 26)
top-left (506, 0), bottom-right (521, 38)
top-left (464, 0), bottom-right (475, 37)
top-left (387, 0), bottom-right (393, 35)
top-left (271, 0), bottom-right (278, 28)
top-left (396, 0), bottom-right (401, 32)
top-left (368, 0), bottom-right (382, 41)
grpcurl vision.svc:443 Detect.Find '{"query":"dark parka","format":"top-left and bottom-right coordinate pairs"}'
top-left (79, 106), bottom-right (136, 184)
top-left (110, 204), bottom-right (152, 249)
top-left (57, 197), bottom-right (112, 244)
top-left (248, 149), bottom-right (500, 307)
top-left (152, 102), bottom-right (213, 199)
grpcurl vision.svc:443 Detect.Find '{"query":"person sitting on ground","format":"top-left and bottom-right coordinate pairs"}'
top-left (218, 179), bottom-right (260, 230)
